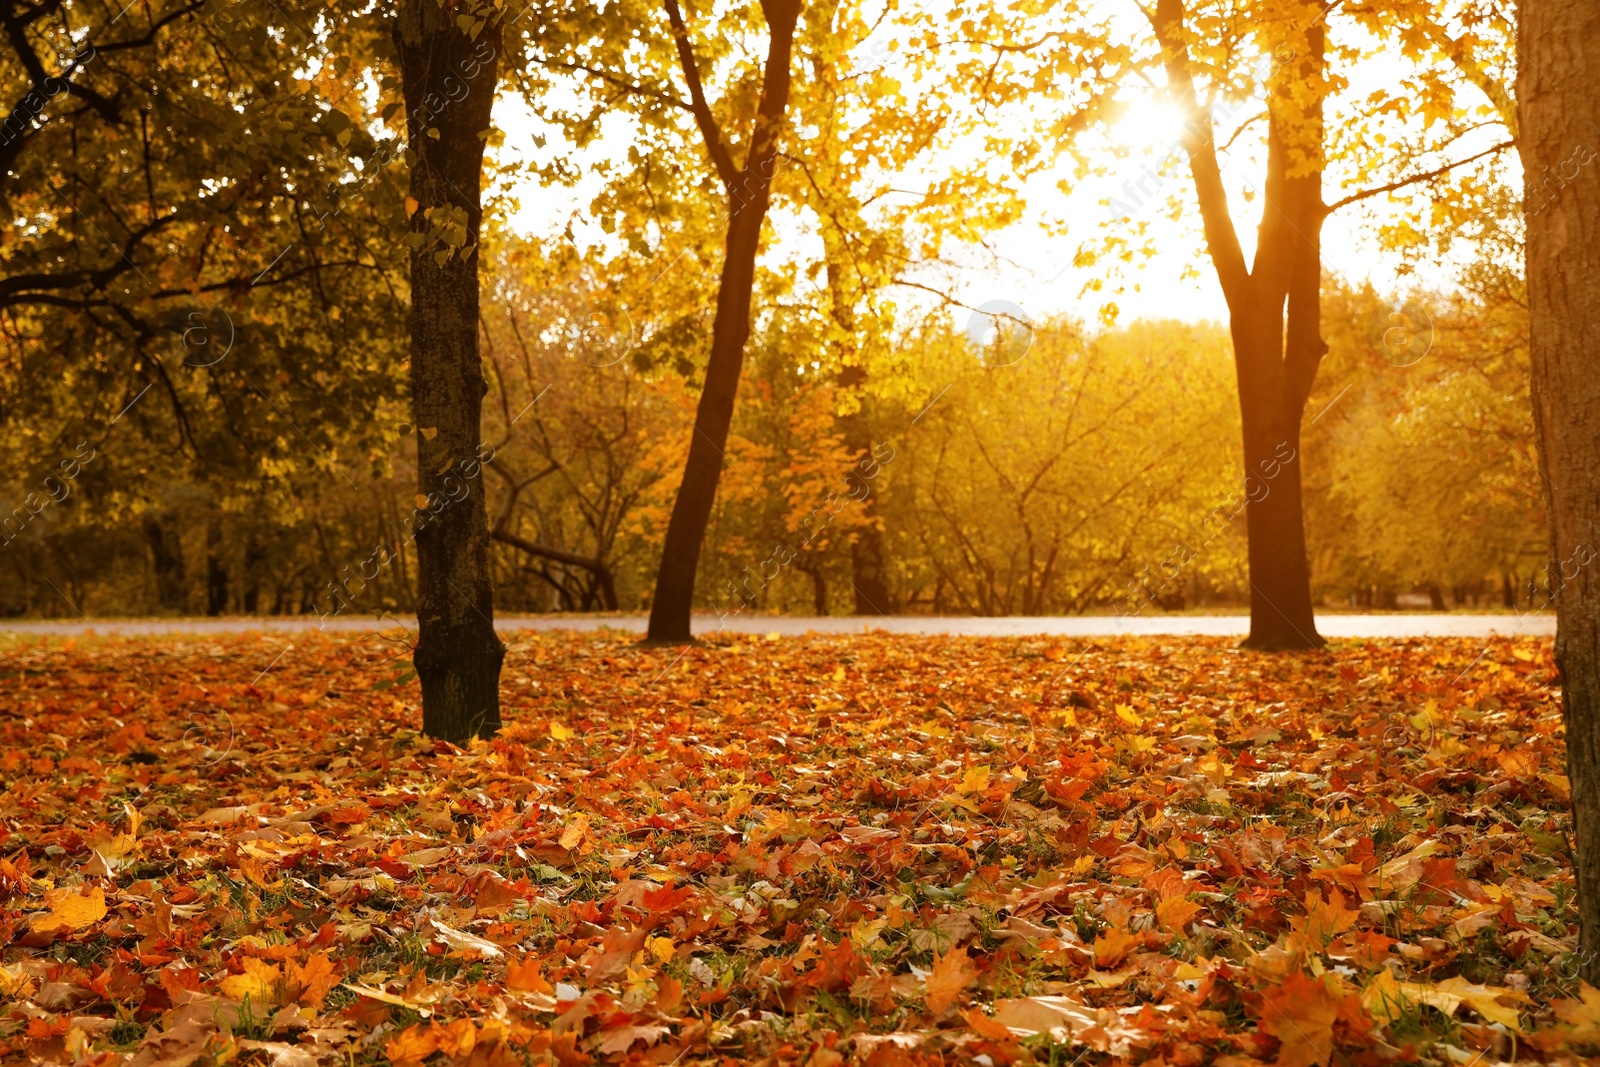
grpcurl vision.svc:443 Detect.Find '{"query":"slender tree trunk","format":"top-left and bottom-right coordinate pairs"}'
top-left (646, 208), bottom-right (766, 642)
top-left (1521, 0), bottom-right (1600, 983)
top-left (645, 0), bottom-right (801, 644)
top-left (837, 367), bottom-right (892, 615)
top-left (205, 520), bottom-right (228, 616)
top-left (144, 514), bottom-right (186, 612)
top-left (394, 4), bottom-right (505, 740)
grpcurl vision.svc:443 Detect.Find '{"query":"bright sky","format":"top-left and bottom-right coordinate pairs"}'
top-left (491, 9), bottom-right (1514, 332)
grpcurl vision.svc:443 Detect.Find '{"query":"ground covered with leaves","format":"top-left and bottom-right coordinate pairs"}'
top-left (0, 630), bottom-right (1595, 1067)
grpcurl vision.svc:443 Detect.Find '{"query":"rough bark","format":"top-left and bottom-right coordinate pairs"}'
top-left (1520, 0), bottom-right (1600, 983)
top-left (1153, 0), bottom-right (1325, 650)
top-left (394, 1), bottom-right (505, 740)
top-left (645, 0), bottom-right (802, 643)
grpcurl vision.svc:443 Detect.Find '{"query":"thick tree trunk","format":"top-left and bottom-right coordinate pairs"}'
top-left (645, 0), bottom-right (800, 644)
top-left (394, 4), bottom-right (505, 741)
top-left (1233, 310), bottom-right (1321, 649)
top-left (1520, 0), bottom-right (1600, 984)
top-left (1154, 0), bottom-right (1326, 651)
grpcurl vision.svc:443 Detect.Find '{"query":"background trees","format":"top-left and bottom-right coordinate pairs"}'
top-left (0, 0), bottom-right (1549, 634)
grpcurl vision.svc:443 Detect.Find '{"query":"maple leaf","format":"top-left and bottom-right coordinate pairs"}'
top-left (385, 1023), bottom-right (439, 1067)
top-left (1292, 889), bottom-right (1359, 946)
top-left (595, 1023), bottom-right (670, 1055)
top-left (925, 945), bottom-right (979, 1013)
top-left (220, 957), bottom-right (284, 1006)
top-left (286, 951), bottom-right (339, 1009)
top-left (507, 956), bottom-right (553, 994)
top-left (1091, 928), bottom-right (1141, 969)
top-left (559, 813), bottom-right (591, 850)
top-left (1259, 973), bottom-right (1338, 1067)
top-left (991, 995), bottom-right (1097, 1039)
top-left (957, 765), bottom-right (991, 795)
top-left (31, 886), bottom-right (107, 935)
top-left (585, 926), bottom-right (646, 982)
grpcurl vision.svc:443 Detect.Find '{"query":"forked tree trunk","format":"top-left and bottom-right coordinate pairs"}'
top-left (1520, 0), bottom-right (1600, 983)
top-left (1154, 0), bottom-right (1325, 651)
top-left (394, 3), bottom-right (505, 740)
top-left (645, 0), bottom-right (801, 644)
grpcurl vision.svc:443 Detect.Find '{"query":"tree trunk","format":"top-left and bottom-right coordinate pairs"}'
top-left (1153, 0), bottom-right (1326, 651)
top-left (1520, 0), bottom-right (1600, 983)
top-left (394, 3), bottom-right (505, 741)
top-left (645, 0), bottom-right (801, 644)
top-left (205, 520), bottom-right (228, 616)
top-left (144, 515), bottom-right (186, 612)
top-left (836, 366), bottom-right (892, 615)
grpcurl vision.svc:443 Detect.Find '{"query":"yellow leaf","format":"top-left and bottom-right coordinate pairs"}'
top-left (559, 813), bottom-right (590, 851)
top-left (1114, 703), bottom-right (1141, 727)
top-left (957, 765), bottom-right (991, 795)
top-left (0, 962), bottom-right (32, 998)
top-left (220, 958), bottom-right (283, 1006)
top-left (1553, 982), bottom-right (1600, 1042)
top-left (31, 886), bottom-right (107, 935)
top-left (647, 936), bottom-right (675, 964)
top-left (549, 720), bottom-right (575, 741)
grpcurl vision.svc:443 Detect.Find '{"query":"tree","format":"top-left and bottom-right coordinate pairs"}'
top-left (1520, 0), bottom-right (1600, 983)
top-left (642, 0), bottom-right (802, 643)
top-left (1134, 0), bottom-right (1517, 648)
top-left (393, 0), bottom-right (505, 739)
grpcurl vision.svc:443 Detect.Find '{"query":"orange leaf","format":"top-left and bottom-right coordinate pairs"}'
top-left (925, 945), bottom-right (979, 1013)
top-left (286, 951), bottom-right (339, 1009)
top-left (506, 955), bottom-right (552, 994)
top-left (385, 1024), bottom-right (439, 1067)
top-left (1259, 973), bottom-right (1338, 1067)
top-left (1091, 928), bottom-right (1141, 969)
top-left (1293, 889), bottom-right (1359, 946)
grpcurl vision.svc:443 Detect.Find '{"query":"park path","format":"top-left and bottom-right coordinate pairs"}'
top-left (0, 612), bottom-right (1554, 639)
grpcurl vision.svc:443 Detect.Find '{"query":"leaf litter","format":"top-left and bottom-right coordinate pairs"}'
top-left (0, 630), bottom-right (1593, 1066)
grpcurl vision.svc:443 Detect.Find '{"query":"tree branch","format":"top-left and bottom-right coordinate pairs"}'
top-left (1325, 139), bottom-right (1516, 213)
top-left (1149, 0), bottom-right (1251, 311)
top-left (661, 0), bottom-right (738, 187)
